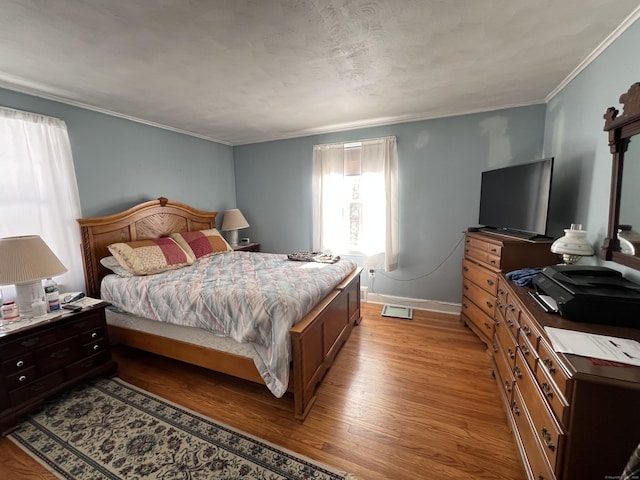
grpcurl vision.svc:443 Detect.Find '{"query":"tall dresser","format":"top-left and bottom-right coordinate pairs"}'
top-left (461, 231), bottom-right (557, 346)
top-left (494, 275), bottom-right (640, 480)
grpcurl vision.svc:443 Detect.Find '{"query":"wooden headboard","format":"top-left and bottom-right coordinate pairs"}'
top-left (77, 197), bottom-right (218, 298)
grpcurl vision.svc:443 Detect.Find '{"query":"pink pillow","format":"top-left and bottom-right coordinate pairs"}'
top-left (171, 229), bottom-right (232, 259)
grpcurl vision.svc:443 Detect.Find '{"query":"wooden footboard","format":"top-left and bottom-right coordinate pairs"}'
top-left (290, 266), bottom-right (362, 419)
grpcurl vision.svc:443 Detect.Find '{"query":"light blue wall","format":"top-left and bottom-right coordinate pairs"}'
top-left (234, 105), bottom-right (547, 303)
top-left (0, 88), bottom-right (235, 219)
top-left (543, 18), bottom-right (640, 282)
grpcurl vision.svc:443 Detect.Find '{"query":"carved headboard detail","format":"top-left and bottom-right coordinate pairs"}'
top-left (77, 197), bottom-right (218, 298)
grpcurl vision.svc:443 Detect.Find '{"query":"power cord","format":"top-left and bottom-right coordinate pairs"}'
top-left (378, 233), bottom-right (465, 282)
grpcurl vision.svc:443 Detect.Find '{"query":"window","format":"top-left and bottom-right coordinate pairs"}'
top-left (312, 136), bottom-right (398, 271)
top-left (0, 107), bottom-right (84, 294)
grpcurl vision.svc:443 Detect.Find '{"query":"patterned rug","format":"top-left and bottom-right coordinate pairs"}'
top-left (8, 377), bottom-right (356, 480)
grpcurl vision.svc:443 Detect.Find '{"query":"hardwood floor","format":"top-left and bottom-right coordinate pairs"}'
top-left (0, 303), bottom-right (525, 479)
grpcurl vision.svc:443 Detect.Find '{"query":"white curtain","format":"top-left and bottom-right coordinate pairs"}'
top-left (0, 107), bottom-right (84, 295)
top-left (312, 136), bottom-right (398, 271)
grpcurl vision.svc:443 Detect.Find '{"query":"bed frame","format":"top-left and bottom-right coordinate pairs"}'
top-left (77, 197), bottom-right (362, 419)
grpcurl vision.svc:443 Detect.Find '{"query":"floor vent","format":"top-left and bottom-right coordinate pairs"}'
top-left (381, 304), bottom-right (413, 320)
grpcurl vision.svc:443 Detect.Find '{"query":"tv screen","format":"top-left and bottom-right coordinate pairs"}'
top-left (478, 158), bottom-right (554, 239)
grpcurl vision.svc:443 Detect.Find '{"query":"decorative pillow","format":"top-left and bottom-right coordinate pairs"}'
top-left (100, 256), bottom-right (134, 277)
top-left (170, 228), bottom-right (232, 259)
top-left (107, 237), bottom-right (194, 275)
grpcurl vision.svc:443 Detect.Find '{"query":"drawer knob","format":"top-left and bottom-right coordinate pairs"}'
top-left (508, 349), bottom-right (516, 361)
top-left (486, 279), bottom-right (494, 286)
top-left (93, 344), bottom-right (100, 351)
top-left (484, 322), bottom-right (492, 330)
top-left (486, 301), bottom-right (494, 309)
top-left (19, 375), bottom-right (27, 382)
top-left (522, 325), bottom-right (531, 337)
top-left (504, 380), bottom-right (512, 392)
top-left (510, 401), bottom-right (520, 416)
top-left (541, 382), bottom-right (554, 399)
top-left (514, 365), bottom-right (522, 378)
top-left (543, 358), bottom-right (556, 374)
top-left (463, 266), bottom-right (469, 272)
top-left (541, 427), bottom-right (555, 451)
top-left (521, 345), bottom-right (530, 356)
top-left (91, 332), bottom-right (98, 338)
top-left (16, 360), bottom-right (24, 368)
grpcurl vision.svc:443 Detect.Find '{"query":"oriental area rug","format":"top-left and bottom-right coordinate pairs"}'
top-left (8, 377), bottom-right (356, 480)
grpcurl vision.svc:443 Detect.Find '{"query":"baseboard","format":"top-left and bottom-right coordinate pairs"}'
top-left (365, 293), bottom-right (461, 316)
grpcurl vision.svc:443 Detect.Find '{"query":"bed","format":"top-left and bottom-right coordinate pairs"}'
top-left (77, 197), bottom-right (362, 419)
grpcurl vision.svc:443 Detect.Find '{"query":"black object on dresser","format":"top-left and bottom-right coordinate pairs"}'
top-left (0, 303), bottom-right (117, 435)
top-left (233, 242), bottom-right (260, 252)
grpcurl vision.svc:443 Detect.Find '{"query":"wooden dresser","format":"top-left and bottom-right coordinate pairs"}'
top-left (494, 275), bottom-right (640, 480)
top-left (0, 304), bottom-right (118, 434)
top-left (461, 231), bottom-right (557, 346)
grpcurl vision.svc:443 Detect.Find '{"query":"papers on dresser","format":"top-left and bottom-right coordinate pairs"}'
top-left (545, 327), bottom-right (640, 367)
top-left (71, 296), bottom-right (104, 308)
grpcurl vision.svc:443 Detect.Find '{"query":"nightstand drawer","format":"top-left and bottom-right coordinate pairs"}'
top-left (2, 353), bottom-right (34, 376)
top-left (66, 351), bottom-right (111, 378)
top-left (1, 331), bottom-right (58, 360)
top-left (36, 337), bottom-right (80, 374)
top-left (9, 370), bottom-right (65, 405)
top-left (6, 366), bottom-right (37, 390)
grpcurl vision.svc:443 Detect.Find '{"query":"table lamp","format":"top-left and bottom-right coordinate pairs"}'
top-left (221, 209), bottom-right (249, 247)
top-left (550, 224), bottom-right (594, 264)
top-left (0, 235), bottom-right (68, 316)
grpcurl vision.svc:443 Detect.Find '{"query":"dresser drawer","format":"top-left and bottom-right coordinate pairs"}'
top-left (9, 370), bottom-right (66, 405)
top-left (518, 329), bottom-right (539, 373)
top-left (465, 235), bottom-right (502, 256)
top-left (464, 246), bottom-right (501, 270)
top-left (535, 356), bottom-right (570, 427)
top-left (494, 340), bottom-right (515, 403)
top-left (5, 366), bottom-right (37, 390)
top-left (66, 351), bottom-right (112, 379)
top-left (1, 331), bottom-right (58, 360)
top-left (36, 337), bottom-right (81, 374)
top-left (537, 338), bottom-right (571, 399)
top-left (80, 338), bottom-right (107, 357)
top-left (511, 385), bottom-right (557, 480)
top-left (495, 310), bottom-right (517, 368)
top-left (2, 352), bottom-right (34, 376)
top-left (514, 350), bottom-right (564, 471)
top-left (462, 279), bottom-right (496, 317)
top-left (461, 296), bottom-right (495, 340)
top-left (462, 259), bottom-right (498, 295)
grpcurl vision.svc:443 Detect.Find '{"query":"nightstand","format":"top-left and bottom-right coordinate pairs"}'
top-left (233, 242), bottom-right (260, 252)
top-left (0, 303), bottom-right (117, 435)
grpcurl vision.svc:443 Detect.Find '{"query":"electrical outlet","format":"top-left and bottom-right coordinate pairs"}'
top-left (368, 269), bottom-right (375, 278)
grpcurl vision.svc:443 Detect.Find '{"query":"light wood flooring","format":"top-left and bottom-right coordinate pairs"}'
top-left (0, 303), bottom-right (525, 479)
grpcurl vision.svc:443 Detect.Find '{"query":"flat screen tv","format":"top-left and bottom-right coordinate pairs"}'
top-left (478, 158), bottom-right (554, 240)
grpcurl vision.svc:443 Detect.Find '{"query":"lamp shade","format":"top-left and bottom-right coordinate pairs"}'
top-left (550, 225), bottom-right (594, 264)
top-left (221, 209), bottom-right (249, 232)
top-left (0, 235), bottom-right (67, 285)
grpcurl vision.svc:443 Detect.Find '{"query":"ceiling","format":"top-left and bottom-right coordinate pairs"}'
top-left (0, 0), bottom-right (639, 146)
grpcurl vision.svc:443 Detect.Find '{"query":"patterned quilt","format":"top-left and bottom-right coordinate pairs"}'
top-left (101, 252), bottom-right (357, 397)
